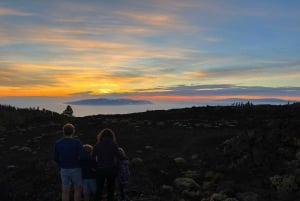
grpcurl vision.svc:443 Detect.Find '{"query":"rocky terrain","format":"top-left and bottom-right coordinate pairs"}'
top-left (1, 103), bottom-right (300, 201)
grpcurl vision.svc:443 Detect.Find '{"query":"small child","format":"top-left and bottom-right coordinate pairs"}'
top-left (80, 144), bottom-right (97, 201)
top-left (116, 147), bottom-right (130, 201)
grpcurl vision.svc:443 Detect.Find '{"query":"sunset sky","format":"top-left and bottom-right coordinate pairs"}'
top-left (1, 0), bottom-right (300, 105)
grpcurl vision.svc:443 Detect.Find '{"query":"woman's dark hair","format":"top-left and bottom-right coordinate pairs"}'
top-left (96, 128), bottom-right (116, 143)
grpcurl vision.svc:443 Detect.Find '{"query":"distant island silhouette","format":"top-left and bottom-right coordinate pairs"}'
top-left (65, 98), bottom-right (152, 105)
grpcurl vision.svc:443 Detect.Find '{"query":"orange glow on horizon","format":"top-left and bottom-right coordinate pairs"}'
top-left (1, 86), bottom-right (300, 103)
top-left (0, 87), bottom-right (72, 97)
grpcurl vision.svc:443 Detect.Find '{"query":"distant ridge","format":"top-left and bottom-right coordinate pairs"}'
top-left (219, 98), bottom-right (293, 105)
top-left (65, 98), bottom-right (152, 105)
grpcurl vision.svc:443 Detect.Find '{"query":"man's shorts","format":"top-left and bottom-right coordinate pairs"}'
top-left (60, 168), bottom-right (82, 187)
top-left (83, 179), bottom-right (96, 195)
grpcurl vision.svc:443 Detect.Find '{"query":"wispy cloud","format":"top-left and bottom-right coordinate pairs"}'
top-left (0, 61), bottom-right (161, 96)
top-left (0, 5), bottom-right (33, 16)
top-left (0, 20), bottom-right (198, 57)
top-left (113, 10), bottom-right (196, 32)
top-left (122, 84), bottom-right (300, 101)
top-left (1, 54), bottom-right (299, 96)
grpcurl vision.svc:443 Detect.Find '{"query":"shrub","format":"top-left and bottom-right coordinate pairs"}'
top-left (270, 174), bottom-right (298, 193)
top-left (174, 177), bottom-right (200, 191)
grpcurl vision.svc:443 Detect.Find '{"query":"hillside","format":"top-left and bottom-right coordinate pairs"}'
top-left (1, 103), bottom-right (300, 201)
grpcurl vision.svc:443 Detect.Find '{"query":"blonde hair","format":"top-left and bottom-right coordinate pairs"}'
top-left (83, 144), bottom-right (93, 153)
top-left (96, 128), bottom-right (116, 143)
top-left (118, 147), bottom-right (126, 157)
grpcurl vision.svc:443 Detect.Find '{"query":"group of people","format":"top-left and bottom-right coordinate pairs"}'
top-left (54, 123), bottom-right (130, 201)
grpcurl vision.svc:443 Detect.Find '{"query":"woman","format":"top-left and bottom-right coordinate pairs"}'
top-left (92, 128), bottom-right (121, 201)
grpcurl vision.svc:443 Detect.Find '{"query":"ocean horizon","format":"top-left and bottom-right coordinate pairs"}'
top-left (0, 96), bottom-right (292, 117)
top-left (0, 97), bottom-right (211, 117)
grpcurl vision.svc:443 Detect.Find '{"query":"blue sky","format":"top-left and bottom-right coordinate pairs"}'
top-left (0, 0), bottom-right (300, 104)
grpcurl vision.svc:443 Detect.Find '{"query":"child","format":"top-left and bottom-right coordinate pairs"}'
top-left (80, 144), bottom-right (97, 201)
top-left (116, 147), bottom-right (130, 201)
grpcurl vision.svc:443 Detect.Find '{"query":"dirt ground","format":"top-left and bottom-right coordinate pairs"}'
top-left (1, 104), bottom-right (300, 201)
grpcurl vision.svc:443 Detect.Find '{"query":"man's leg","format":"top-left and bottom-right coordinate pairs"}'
top-left (69, 168), bottom-right (83, 201)
top-left (60, 168), bottom-right (71, 201)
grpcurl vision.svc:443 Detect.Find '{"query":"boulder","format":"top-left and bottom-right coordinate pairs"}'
top-left (174, 177), bottom-right (200, 191)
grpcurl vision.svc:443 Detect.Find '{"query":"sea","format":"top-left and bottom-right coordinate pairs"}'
top-left (0, 96), bottom-right (213, 117)
top-left (0, 96), bottom-right (290, 117)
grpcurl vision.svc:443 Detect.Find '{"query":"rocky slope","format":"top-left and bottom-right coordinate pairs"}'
top-left (1, 103), bottom-right (300, 201)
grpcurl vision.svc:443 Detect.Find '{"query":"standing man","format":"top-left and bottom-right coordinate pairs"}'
top-left (54, 123), bottom-right (84, 201)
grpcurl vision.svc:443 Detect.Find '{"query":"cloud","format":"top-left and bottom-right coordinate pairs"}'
top-left (0, 1), bottom-right (299, 98)
top-left (0, 20), bottom-right (199, 61)
top-left (49, 1), bottom-right (200, 34)
top-left (121, 84), bottom-right (300, 101)
top-left (1, 55), bottom-right (299, 97)
top-left (204, 37), bottom-right (223, 42)
top-left (0, 6), bottom-right (33, 16)
top-left (0, 61), bottom-right (114, 95)
top-left (177, 58), bottom-right (300, 87)
top-left (114, 10), bottom-right (189, 31)
top-left (47, 84), bottom-right (300, 104)
top-left (0, 62), bottom-right (59, 87)
top-left (0, 60), bottom-right (164, 96)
